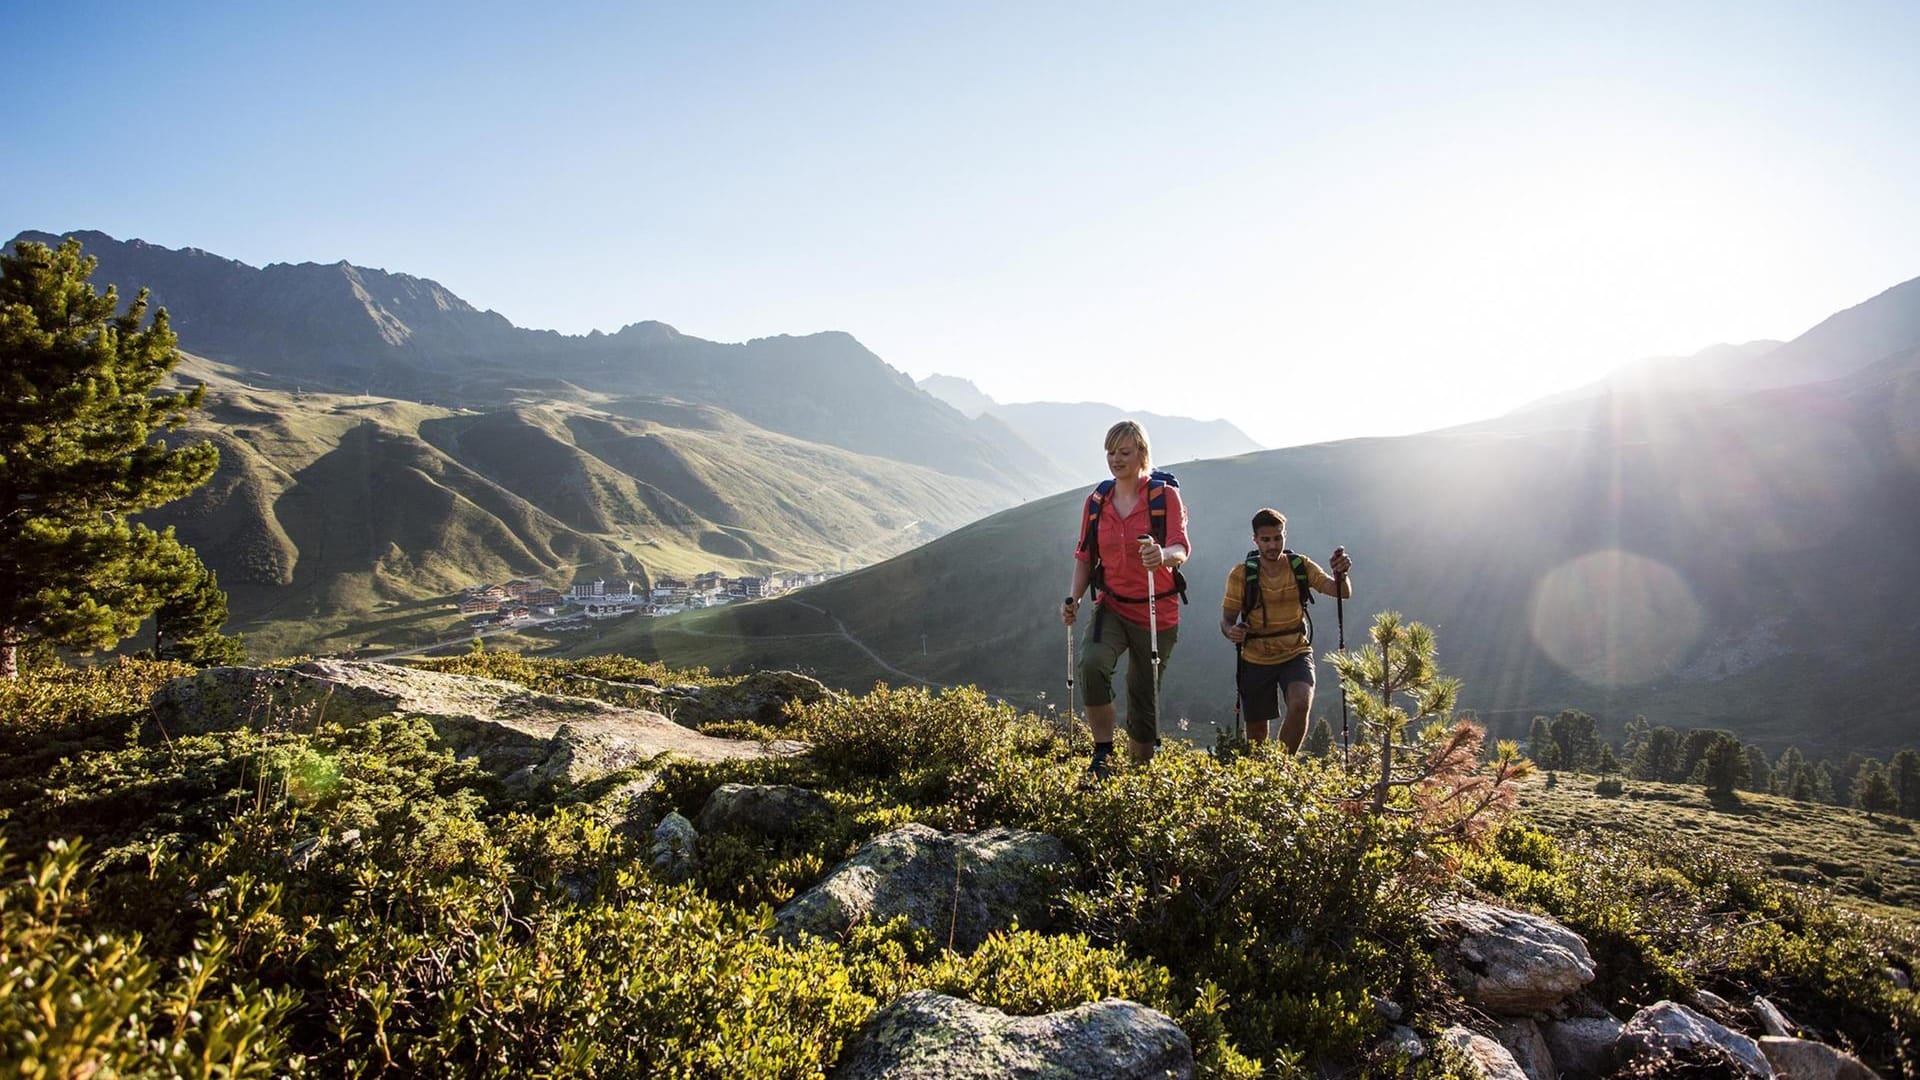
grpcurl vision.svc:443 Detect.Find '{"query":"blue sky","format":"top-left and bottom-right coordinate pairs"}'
top-left (6, 2), bottom-right (1918, 447)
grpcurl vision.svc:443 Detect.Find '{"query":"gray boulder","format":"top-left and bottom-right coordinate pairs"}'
top-left (775, 824), bottom-right (1072, 952)
top-left (1430, 900), bottom-right (1596, 1014)
top-left (1758, 1037), bottom-right (1883, 1080)
top-left (1489, 1018), bottom-right (1556, 1080)
top-left (1384, 1025), bottom-right (1426, 1059)
top-left (1541, 1015), bottom-right (1621, 1078)
top-left (622, 670), bottom-right (831, 729)
top-left (831, 990), bottom-right (1191, 1080)
top-left (1616, 1001), bottom-right (1773, 1079)
top-left (1439, 1026), bottom-right (1528, 1080)
top-left (696, 783), bottom-right (832, 837)
top-left (1752, 995), bottom-right (1795, 1038)
top-left (651, 812), bottom-right (698, 882)
top-left (150, 662), bottom-right (792, 788)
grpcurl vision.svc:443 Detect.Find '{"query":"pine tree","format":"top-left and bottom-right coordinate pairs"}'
top-left (1774, 746), bottom-right (1806, 796)
top-left (1814, 762), bottom-right (1837, 805)
top-left (1696, 732), bottom-right (1749, 796)
top-left (1330, 611), bottom-right (1530, 837)
top-left (1742, 745), bottom-right (1773, 793)
top-left (0, 237), bottom-right (218, 677)
top-left (1527, 716), bottom-right (1560, 770)
top-left (1622, 715), bottom-right (1651, 762)
top-left (1303, 718), bottom-right (1334, 757)
top-left (1789, 766), bottom-right (1815, 802)
top-left (1549, 709), bottom-right (1601, 772)
top-left (1853, 760), bottom-right (1897, 818)
top-left (1631, 726), bottom-right (1681, 781)
top-left (153, 554), bottom-right (246, 666)
top-left (1892, 749), bottom-right (1920, 820)
top-left (1596, 742), bottom-right (1621, 774)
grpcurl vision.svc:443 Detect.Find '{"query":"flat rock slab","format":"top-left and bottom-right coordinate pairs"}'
top-left (1617, 1001), bottom-right (1773, 1079)
top-left (831, 990), bottom-right (1192, 1080)
top-left (1758, 1036), bottom-right (1883, 1080)
top-left (1439, 1026), bottom-right (1528, 1080)
top-left (150, 661), bottom-right (792, 786)
top-left (775, 823), bottom-right (1071, 952)
top-left (1430, 900), bottom-right (1596, 1014)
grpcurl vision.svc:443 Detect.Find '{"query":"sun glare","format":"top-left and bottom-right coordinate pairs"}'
top-left (1529, 549), bottom-right (1703, 688)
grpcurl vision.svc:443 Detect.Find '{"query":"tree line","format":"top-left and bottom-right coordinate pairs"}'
top-left (1522, 708), bottom-right (1920, 819)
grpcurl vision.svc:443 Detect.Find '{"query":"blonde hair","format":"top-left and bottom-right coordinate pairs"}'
top-left (1104, 420), bottom-right (1151, 467)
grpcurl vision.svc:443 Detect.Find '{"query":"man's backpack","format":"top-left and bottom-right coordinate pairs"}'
top-left (1237, 549), bottom-right (1313, 644)
top-left (1078, 469), bottom-right (1188, 605)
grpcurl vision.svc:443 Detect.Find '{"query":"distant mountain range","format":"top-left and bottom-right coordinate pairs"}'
top-left (11, 230), bottom-right (1068, 495)
top-left (7, 229), bottom-right (1073, 655)
top-left (917, 374), bottom-right (1263, 480)
top-left (591, 271), bottom-right (1920, 755)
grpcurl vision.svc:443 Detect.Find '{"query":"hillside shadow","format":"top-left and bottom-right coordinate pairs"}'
top-left (1705, 789), bottom-right (1758, 815)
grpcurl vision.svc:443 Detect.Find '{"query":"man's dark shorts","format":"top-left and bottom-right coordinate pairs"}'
top-left (1236, 653), bottom-right (1314, 723)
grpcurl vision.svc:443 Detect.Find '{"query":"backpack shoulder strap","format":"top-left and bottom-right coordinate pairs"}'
top-left (1286, 552), bottom-right (1315, 606)
top-left (1145, 478), bottom-right (1169, 546)
top-left (1241, 550), bottom-right (1261, 619)
top-left (1079, 480), bottom-right (1115, 554)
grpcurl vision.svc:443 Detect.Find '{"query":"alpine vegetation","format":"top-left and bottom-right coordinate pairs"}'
top-left (3, 639), bottom-right (1913, 1077)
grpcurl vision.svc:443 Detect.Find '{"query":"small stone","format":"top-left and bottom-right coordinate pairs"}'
top-left (1439, 1026), bottom-right (1528, 1080)
top-left (1751, 995), bottom-right (1795, 1038)
top-left (1758, 1035), bottom-right (1883, 1080)
top-left (650, 812), bottom-right (698, 882)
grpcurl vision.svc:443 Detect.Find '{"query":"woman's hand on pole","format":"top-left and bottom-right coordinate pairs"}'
top-left (1137, 535), bottom-right (1162, 569)
top-left (1061, 597), bottom-right (1079, 626)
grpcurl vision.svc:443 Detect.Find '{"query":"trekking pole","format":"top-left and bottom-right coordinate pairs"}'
top-left (1064, 599), bottom-right (1077, 733)
top-left (1232, 639), bottom-right (1246, 744)
top-left (1140, 535), bottom-right (1161, 731)
top-left (1336, 567), bottom-right (1349, 764)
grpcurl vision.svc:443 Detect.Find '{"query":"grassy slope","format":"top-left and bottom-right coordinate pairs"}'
top-left (1515, 773), bottom-right (1920, 926)
top-left (150, 357), bottom-right (1008, 658)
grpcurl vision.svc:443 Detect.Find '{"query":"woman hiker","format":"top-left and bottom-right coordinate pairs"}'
top-left (1061, 421), bottom-right (1190, 778)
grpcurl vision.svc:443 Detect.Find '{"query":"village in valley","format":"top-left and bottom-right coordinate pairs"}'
top-left (453, 569), bottom-right (839, 633)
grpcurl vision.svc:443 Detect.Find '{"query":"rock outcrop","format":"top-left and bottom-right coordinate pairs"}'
top-left (1758, 1036), bottom-right (1883, 1080)
top-left (1540, 1015), bottom-right (1621, 1078)
top-left (1440, 1026), bottom-right (1528, 1080)
top-left (1430, 900), bottom-right (1596, 1014)
top-left (831, 990), bottom-right (1191, 1080)
top-left (774, 824), bottom-right (1071, 951)
top-left (696, 783), bottom-right (833, 837)
top-left (637, 670), bottom-right (831, 729)
top-left (1615, 1001), bottom-right (1773, 1079)
top-left (150, 662), bottom-right (792, 789)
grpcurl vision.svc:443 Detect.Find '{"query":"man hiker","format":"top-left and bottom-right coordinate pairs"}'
top-left (1220, 508), bottom-right (1352, 752)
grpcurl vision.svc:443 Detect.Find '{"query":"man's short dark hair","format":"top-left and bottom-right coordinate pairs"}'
top-left (1252, 508), bottom-right (1286, 532)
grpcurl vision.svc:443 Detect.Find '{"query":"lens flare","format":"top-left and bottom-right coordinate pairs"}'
top-left (1529, 550), bottom-right (1703, 688)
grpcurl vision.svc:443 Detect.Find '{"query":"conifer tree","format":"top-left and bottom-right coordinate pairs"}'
top-left (1331, 611), bottom-right (1530, 838)
top-left (1775, 746), bottom-right (1807, 797)
top-left (1527, 716), bottom-right (1560, 770)
top-left (1631, 726), bottom-right (1681, 781)
top-left (1595, 742), bottom-right (1621, 774)
top-left (1852, 760), bottom-right (1897, 818)
top-left (1622, 714), bottom-right (1651, 762)
top-left (1743, 744), bottom-right (1773, 793)
top-left (0, 237), bottom-right (218, 677)
top-left (1789, 766), bottom-right (1815, 802)
top-left (153, 553), bottom-right (246, 666)
top-left (1814, 761), bottom-right (1837, 805)
top-left (1696, 731), bottom-right (1748, 796)
top-left (1303, 717), bottom-right (1334, 757)
top-left (1892, 749), bottom-right (1920, 820)
top-left (1552, 709), bottom-right (1602, 772)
